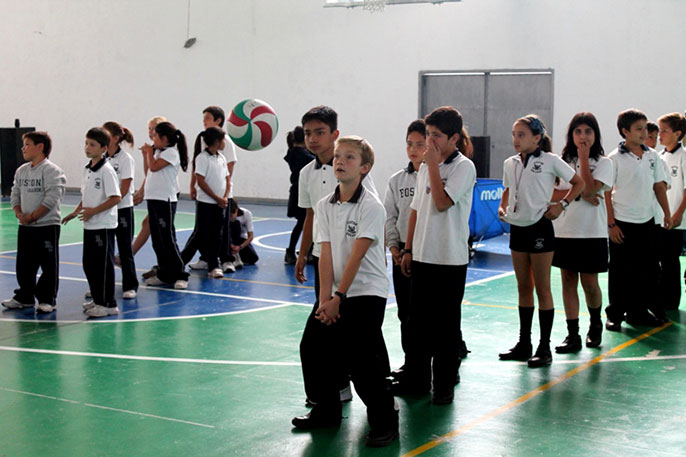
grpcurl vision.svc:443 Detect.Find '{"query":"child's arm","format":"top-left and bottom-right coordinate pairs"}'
top-left (654, 181), bottom-right (672, 229)
top-left (383, 179), bottom-right (402, 265)
top-left (498, 187), bottom-right (509, 220)
top-left (317, 241), bottom-right (334, 307)
top-left (133, 176), bottom-right (145, 205)
top-left (120, 178), bottom-right (132, 198)
top-left (316, 238), bottom-right (374, 326)
top-left (606, 189), bottom-right (623, 243)
top-left (400, 209), bottom-right (417, 277)
top-left (62, 202), bottom-right (83, 225)
top-left (424, 141), bottom-right (454, 212)
top-left (80, 195), bottom-right (122, 221)
top-left (141, 144), bottom-right (171, 172)
top-left (196, 173), bottom-right (226, 207)
top-left (544, 173), bottom-right (584, 220)
top-left (295, 208), bottom-right (314, 284)
top-left (189, 171), bottom-right (197, 200)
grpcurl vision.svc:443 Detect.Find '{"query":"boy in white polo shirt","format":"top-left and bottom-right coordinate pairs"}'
top-left (393, 106), bottom-right (476, 405)
top-left (384, 119), bottom-right (426, 380)
top-left (63, 127), bottom-right (121, 318)
top-left (2, 131), bottom-right (66, 314)
top-left (291, 136), bottom-right (398, 448)
top-left (656, 112), bottom-right (686, 310)
top-left (606, 109), bottom-right (671, 330)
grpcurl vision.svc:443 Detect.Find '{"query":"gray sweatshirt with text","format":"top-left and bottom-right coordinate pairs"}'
top-left (10, 159), bottom-right (66, 226)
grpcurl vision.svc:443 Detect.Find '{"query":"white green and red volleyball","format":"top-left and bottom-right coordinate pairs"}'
top-left (227, 99), bottom-right (279, 151)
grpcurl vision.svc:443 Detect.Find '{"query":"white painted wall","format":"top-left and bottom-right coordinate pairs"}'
top-left (3, 0), bottom-right (685, 200)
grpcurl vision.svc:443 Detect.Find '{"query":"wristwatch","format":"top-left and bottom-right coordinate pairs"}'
top-left (334, 291), bottom-right (347, 303)
top-left (560, 199), bottom-right (570, 210)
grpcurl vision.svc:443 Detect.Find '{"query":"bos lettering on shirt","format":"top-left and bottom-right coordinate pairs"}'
top-left (18, 177), bottom-right (44, 192)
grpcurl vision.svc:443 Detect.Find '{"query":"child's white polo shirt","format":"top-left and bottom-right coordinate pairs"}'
top-left (502, 150), bottom-right (575, 227)
top-left (144, 146), bottom-right (180, 202)
top-left (194, 150), bottom-right (228, 205)
top-left (661, 144), bottom-right (686, 229)
top-left (299, 156), bottom-right (377, 257)
top-left (81, 158), bottom-right (120, 230)
top-left (609, 143), bottom-right (669, 223)
top-left (107, 148), bottom-right (135, 209)
top-left (410, 150), bottom-right (476, 266)
top-left (316, 184), bottom-right (389, 299)
top-left (553, 156), bottom-right (614, 238)
top-left (383, 163), bottom-right (417, 248)
top-left (235, 208), bottom-right (254, 240)
top-left (202, 134), bottom-right (237, 197)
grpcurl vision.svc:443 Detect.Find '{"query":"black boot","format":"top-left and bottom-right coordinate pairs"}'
top-left (555, 334), bottom-right (582, 353)
top-left (500, 307), bottom-right (534, 361)
top-left (528, 344), bottom-right (553, 368)
top-left (586, 322), bottom-right (603, 348)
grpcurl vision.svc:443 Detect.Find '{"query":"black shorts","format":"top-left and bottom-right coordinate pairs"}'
top-left (509, 217), bottom-right (555, 253)
top-left (552, 238), bottom-right (608, 273)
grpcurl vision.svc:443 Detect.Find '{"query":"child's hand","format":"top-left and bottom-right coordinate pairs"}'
top-left (140, 143), bottom-right (153, 155)
top-left (62, 212), bottom-right (76, 225)
top-left (133, 189), bottom-right (144, 205)
top-left (498, 207), bottom-right (507, 220)
top-left (423, 138), bottom-right (441, 166)
top-left (217, 197), bottom-right (228, 208)
top-left (231, 244), bottom-right (240, 254)
top-left (315, 298), bottom-right (340, 325)
top-left (389, 246), bottom-right (402, 266)
top-left (544, 202), bottom-right (563, 220)
top-left (609, 224), bottom-right (624, 244)
top-left (663, 215), bottom-right (672, 230)
top-left (190, 188), bottom-right (197, 201)
top-left (577, 141), bottom-right (591, 159)
top-left (79, 207), bottom-right (97, 222)
top-left (672, 211), bottom-right (684, 228)
top-left (580, 193), bottom-right (600, 206)
top-left (401, 252), bottom-right (412, 277)
top-left (17, 212), bottom-right (32, 225)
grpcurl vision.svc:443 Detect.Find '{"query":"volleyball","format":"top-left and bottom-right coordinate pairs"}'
top-left (227, 99), bottom-right (279, 151)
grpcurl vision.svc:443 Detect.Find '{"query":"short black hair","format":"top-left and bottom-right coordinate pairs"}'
top-left (424, 106), bottom-right (463, 139)
top-left (203, 106), bottom-right (226, 126)
top-left (617, 109), bottom-right (647, 138)
top-left (293, 126), bottom-right (305, 143)
top-left (646, 121), bottom-right (659, 133)
top-left (301, 105), bottom-right (337, 132)
top-left (22, 131), bottom-right (52, 157)
top-left (86, 127), bottom-right (110, 148)
top-left (406, 119), bottom-right (426, 138)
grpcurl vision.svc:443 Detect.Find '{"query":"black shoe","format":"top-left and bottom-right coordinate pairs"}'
top-left (284, 251), bottom-right (296, 265)
top-left (554, 334), bottom-right (582, 354)
top-left (304, 397), bottom-right (317, 407)
top-left (605, 319), bottom-right (622, 332)
top-left (389, 366), bottom-right (405, 380)
top-left (431, 389), bottom-right (454, 405)
top-left (626, 312), bottom-right (662, 328)
top-left (366, 427), bottom-right (399, 447)
top-left (499, 341), bottom-right (532, 361)
top-left (291, 409), bottom-right (341, 430)
top-left (141, 266), bottom-right (158, 280)
top-left (586, 322), bottom-right (603, 348)
top-left (527, 345), bottom-right (552, 368)
top-left (390, 380), bottom-right (430, 397)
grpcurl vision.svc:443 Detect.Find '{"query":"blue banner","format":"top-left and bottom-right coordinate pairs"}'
top-left (469, 178), bottom-right (510, 240)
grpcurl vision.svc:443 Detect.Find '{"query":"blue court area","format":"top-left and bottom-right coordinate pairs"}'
top-left (0, 199), bottom-right (514, 324)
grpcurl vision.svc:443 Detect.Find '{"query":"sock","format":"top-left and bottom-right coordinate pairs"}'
top-left (588, 306), bottom-right (602, 326)
top-left (566, 318), bottom-right (579, 337)
top-left (538, 309), bottom-right (555, 347)
top-left (518, 306), bottom-right (535, 345)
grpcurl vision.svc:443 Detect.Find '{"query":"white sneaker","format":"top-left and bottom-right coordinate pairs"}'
top-left (145, 276), bottom-right (166, 286)
top-left (122, 290), bottom-right (137, 299)
top-left (208, 268), bottom-right (224, 278)
top-left (174, 279), bottom-right (188, 290)
top-left (36, 303), bottom-right (55, 313)
top-left (2, 298), bottom-right (34, 309)
top-left (189, 260), bottom-right (208, 270)
top-left (233, 254), bottom-right (244, 269)
top-left (82, 300), bottom-right (95, 310)
top-left (340, 385), bottom-right (353, 402)
top-left (84, 290), bottom-right (92, 299)
top-left (222, 261), bottom-right (236, 273)
top-left (86, 305), bottom-right (119, 318)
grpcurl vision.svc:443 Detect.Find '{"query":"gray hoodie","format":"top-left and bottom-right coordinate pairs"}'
top-left (10, 159), bottom-right (66, 226)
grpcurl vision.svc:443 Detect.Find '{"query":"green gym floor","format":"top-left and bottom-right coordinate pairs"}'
top-left (0, 197), bottom-right (684, 457)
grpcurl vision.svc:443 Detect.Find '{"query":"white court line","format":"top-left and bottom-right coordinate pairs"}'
top-left (253, 230), bottom-right (290, 252)
top-left (0, 386), bottom-right (214, 429)
top-left (465, 270), bottom-right (515, 287)
top-left (0, 345), bottom-right (301, 367)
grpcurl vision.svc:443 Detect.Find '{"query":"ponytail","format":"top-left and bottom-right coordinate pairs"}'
top-left (457, 127), bottom-right (473, 158)
top-left (516, 114), bottom-right (552, 152)
top-left (103, 121), bottom-right (135, 148)
top-left (193, 127), bottom-right (225, 169)
top-left (156, 121), bottom-right (189, 172)
top-left (177, 130), bottom-right (188, 172)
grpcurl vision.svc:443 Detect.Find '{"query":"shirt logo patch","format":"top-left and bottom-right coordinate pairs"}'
top-left (113, 163), bottom-right (120, 173)
top-left (649, 159), bottom-right (655, 170)
top-left (531, 162), bottom-right (543, 173)
top-left (94, 177), bottom-right (102, 190)
top-left (671, 166), bottom-right (679, 177)
top-left (534, 238), bottom-right (545, 250)
top-left (345, 220), bottom-right (358, 238)
top-left (425, 186), bottom-right (431, 194)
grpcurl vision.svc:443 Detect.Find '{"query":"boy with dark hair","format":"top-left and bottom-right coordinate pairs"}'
top-left (292, 136), bottom-right (398, 447)
top-left (393, 106), bottom-right (476, 404)
top-left (384, 119), bottom-right (426, 379)
top-left (63, 127), bottom-right (121, 318)
top-left (189, 105), bottom-right (239, 272)
top-left (2, 132), bottom-right (66, 314)
top-left (646, 121), bottom-right (659, 149)
top-left (606, 109), bottom-right (671, 330)
top-left (656, 112), bottom-right (686, 310)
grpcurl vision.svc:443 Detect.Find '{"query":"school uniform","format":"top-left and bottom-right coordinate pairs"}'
top-left (182, 150), bottom-right (229, 270)
top-left (284, 146), bottom-right (315, 255)
top-left (552, 156), bottom-right (614, 272)
top-left (607, 143), bottom-right (669, 323)
top-left (299, 183), bottom-right (395, 431)
top-left (502, 149), bottom-right (576, 252)
top-left (657, 144), bottom-right (686, 309)
top-left (82, 158), bottom-right (120, 308)
top-left (383, 162), bottom-right (417, 357)
top-left (107, 148), bottom-right (138, 292)
top-left (229, 207), bottom-right (259, 265)
top-left (404, 149), bottom-right (476, 394)
top-left (144, 146), bottom-right (189, 284)
top-left (9, 159), bottom-right (66, 307)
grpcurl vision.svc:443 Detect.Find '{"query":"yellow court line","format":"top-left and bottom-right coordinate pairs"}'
top-left (401, 322), bottom-right (674, 457)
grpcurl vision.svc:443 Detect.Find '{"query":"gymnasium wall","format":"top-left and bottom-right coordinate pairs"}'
top-left (3, 0), bottom-right (684, 201)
